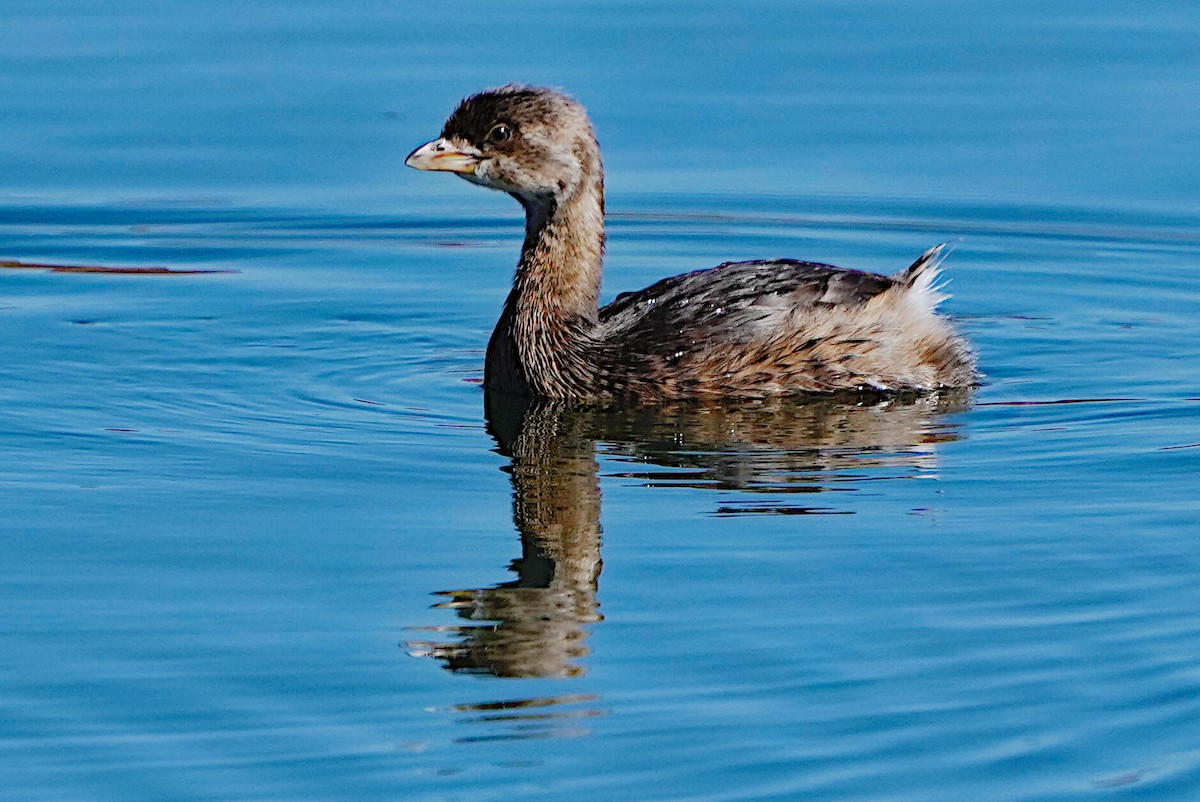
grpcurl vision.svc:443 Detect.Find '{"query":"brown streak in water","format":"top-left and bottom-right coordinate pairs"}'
top-left (1160, 442), bottom-right (1200, 451)
top-left (0, 260), bottom-right (236, 275)
top-left (452, 694), bottom-right (597, 712)
top-left (977, 398), bottom-right (1140, 407)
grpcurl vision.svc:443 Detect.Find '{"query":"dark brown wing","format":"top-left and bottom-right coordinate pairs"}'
top-left (598, 258), bottom-right (896, 343)
top-left (593, 259), bottom-right (899, 397)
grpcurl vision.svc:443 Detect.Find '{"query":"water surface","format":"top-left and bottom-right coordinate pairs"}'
top-left (3, 3), bottom-right (1200, 801)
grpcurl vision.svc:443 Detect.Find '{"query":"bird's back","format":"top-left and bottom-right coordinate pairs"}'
top-left (594, 246), bottom-right (975, 400)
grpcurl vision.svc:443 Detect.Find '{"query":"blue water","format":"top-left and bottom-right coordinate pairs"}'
top-left (3, 3), bottom-right (1200, 800)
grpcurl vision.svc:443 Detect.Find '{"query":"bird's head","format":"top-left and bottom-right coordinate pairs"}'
top-left (406, 85), bottom-right (602, 210)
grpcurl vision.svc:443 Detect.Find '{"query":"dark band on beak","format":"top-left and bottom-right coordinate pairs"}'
top-left (405, 138), bottom-right (481, 174)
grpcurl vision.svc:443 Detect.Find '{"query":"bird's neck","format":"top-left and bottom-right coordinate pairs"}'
top-left (516, 176), bottom-right (605, 325)
top-left (487, 174), bottom-right (606, 398)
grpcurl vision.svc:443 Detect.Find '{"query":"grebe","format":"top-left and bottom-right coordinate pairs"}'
top-left (406, 85), bottom-right (976, 401)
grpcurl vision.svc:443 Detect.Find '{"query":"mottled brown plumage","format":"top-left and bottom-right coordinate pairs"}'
top-left (406, 85), bottom-right (977, 401)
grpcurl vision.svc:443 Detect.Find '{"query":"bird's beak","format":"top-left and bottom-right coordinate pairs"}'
top-left (405, 137), bottom-right (481, 174)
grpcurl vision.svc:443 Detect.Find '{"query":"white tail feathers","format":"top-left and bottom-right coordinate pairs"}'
top-left (896, 243), bottom-right (952, 309)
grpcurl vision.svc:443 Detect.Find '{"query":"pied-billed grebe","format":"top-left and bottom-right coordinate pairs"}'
top-left (407, 85), bottom-right (976, 401)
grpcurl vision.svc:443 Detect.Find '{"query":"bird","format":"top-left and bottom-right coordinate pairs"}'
top-left (406, 85), bottom-right (976, 402)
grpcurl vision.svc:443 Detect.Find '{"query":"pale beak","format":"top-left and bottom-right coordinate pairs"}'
top-left (405, 137), bottom-right (481, 174)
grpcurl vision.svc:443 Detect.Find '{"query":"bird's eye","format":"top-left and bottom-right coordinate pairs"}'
top-left (486, 124), bottom-right (513, 145)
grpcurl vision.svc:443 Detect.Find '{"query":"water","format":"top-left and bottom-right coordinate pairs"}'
top-left (3, 2), bottom-right (1200, 800)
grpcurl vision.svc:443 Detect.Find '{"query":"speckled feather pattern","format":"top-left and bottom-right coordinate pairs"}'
top-left (594, 248), bottom-right (975, 400)
top-left (421, 86), bottom-right (977, 402)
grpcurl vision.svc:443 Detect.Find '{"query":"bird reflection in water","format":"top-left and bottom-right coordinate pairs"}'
top-left (408, 391), bottom-right (604, 679)
top-left (594, 390), bottom-right (969, 515)
top-left (407, 389), bottom-right (969, 685)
